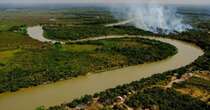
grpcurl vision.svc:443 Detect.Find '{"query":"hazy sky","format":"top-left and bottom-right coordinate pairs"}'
top-left (1, 0), bottom-right (210, 5)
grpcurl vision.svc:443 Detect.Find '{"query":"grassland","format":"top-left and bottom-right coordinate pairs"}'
top-left (41, 8), bottom-right (151, 40)
top-left (1, 7), bottom-right (210, 110)
top-left (174, 72), bottom-right (210, 104)
top-left (46, 7), bottom-right (210, 110)
top-left (0, 8), bottom-right (179, 93)
top-left (0, 31), bottom-right (176, 93)
top-left (0, 9), bottom-right (60, 30)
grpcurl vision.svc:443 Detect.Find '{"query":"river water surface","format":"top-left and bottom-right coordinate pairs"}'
top-left (0, 26), bottom-right (204, 110)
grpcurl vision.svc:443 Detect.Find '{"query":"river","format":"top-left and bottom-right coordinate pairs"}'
top-left (0, 26), bottom-right (204, 110)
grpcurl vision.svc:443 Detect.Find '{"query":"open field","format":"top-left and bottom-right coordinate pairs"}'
top-left (0, 8), bottom-right (178, 93)
top-left (0, 31), bottom-right (177, 93)
top-left (174, 71), bottom-right (210, 104)
top-left (45, 7), bottom-right (210, 110)
top-left (42, 8), bottom-right (151, 40)
top-left (0, 6), bottom-right (210, 110)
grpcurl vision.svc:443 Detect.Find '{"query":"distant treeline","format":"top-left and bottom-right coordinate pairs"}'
top-left (47, 20), bottom-right (210, 110)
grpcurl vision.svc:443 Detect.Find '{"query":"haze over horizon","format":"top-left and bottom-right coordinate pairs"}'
top-left (1, 0), bottom-right (210, 5)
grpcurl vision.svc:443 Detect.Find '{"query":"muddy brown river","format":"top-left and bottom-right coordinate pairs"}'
top-left (0, 26), bottom-right (204, 110)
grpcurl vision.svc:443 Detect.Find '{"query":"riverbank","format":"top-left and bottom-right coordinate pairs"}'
top-left (48, 24), bottom-right (210, 110)
top-left (0, 7), bottom-right (208, 110)
top-left (0, 33), bottom-right (203, 110)
top-left (0, 32), bottom-right (178, 93)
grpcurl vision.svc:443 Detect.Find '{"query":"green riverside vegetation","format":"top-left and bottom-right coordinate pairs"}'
top-left (47, 30), bottom-right (210, 110)
top-left (43, 25), bottom-right (151, 40)
top-left (0, 8), bottom-right (177, 93)
top-left (0, 36), bottom-right (177, 93)
top-left (46, 8), bottom-right (210, 110)
top-left (0, 7), bottom-right (210, 110)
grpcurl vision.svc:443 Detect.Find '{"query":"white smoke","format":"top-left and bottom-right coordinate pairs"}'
top-left (110, 4), bottom-right (192, 34)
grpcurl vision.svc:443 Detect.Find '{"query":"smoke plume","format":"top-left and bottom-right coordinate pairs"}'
top-left (110, 3), bottom-right (192, 34)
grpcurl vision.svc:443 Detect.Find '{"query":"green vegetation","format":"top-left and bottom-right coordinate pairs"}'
top-left (42, 7), bottom-right (151, 40)
top-left (125, 88), bottom-right (209, 110)
top-left (36, 106), bottom-right (46, 110)
top-left (47, 9), bottom-right (210, 110)
top-left (175, 77), bottom-right (210, 91)
top-left (9, 25), bottom-right (27, 35)
top-left (48, 70), bottom-right (210, 110)
top-left (69, 73), bottom-right (172, 107)
top-left (1, 7), bottom-right (210, 110)
top-left (0, 35), bottom-right (176, 93)
top-left (0, 49), bottom-right (21, 64)
top-left (0, 8), bottom-right (176, 93)
top-left (0, 21), bottom-right (22, 32)
top-left (43, 25), bottom-right (151, 40)
top-left (173, 74), bottom-right (210, 104)
top-left (0, 32), bottom-right (45, 50)
top-left (0, 9), bottom-right (61, 28)
top-left (62, 44), bottom-right (100, 52)
top-left (56, 8), bottom-right (118, 25)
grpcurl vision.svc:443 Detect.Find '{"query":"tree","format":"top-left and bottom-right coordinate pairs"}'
top-left (36, 106), bottom-right (46, 110)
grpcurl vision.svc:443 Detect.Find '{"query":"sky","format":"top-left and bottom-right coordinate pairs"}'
top-left (1, 0), bottom-right (210, 5)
